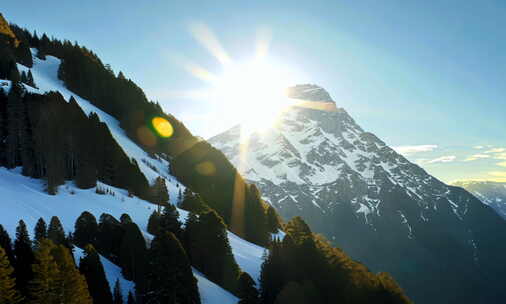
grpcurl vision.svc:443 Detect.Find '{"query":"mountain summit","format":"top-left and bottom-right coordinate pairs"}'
top-left (209, 84), bottom-right (506, 304)
top-left (286, 84), bottom-right (334, 102)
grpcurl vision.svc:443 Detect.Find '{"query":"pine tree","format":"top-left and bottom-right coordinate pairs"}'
top-left (259, 240), bottom-right (285, 304)
top-left (5, 82), bottom-right (23, 168)
top-left (27, 70), bottom-right (35, 88)
top-left (112, 279), bottom-right (123, 304)
top-left (79, 244), bottom-right (113, 304)
top-left (0, 246), bottom-right (23, 304)
top-left (29, 239), bottom-right (92, 304)
top-left (145, 232), bottom-right (200, 304)
top-left (244, 184), bottom-right (270, 246)
top-left (147, 210), bottom-right (161, 236)
top-left (20, 71), bottom-right (27, 84)
top-left (47, 216), bottom-right (66, 246)
top-left (8, 66), bottom-right (20, 83)
top-left (96, 213), bottom-right (124, 263)
top-left (13, 40), bottom-right (33, 68)
top-left (284, 217), bottom-right (312, 243)
top-left (184, 210), bottom-right (241, 293)
top-left (14, 220), bottom-right (34, 294)
top-left (265, 205), bottom-right (282, 234)
top-left (51, 243), bottom-right (93, 304)
top-left (238, 272), bottom-right (259, 304)
top-left (73, 211), bottom-right (98, 247)
top-left (0, 225), bottom-right (14, 265)
top-left (119, 223), bottom-right (147, 293)
top-left (179, 188), bottom-right (210, 214)
top-left (28, 239), bottom-right (60, 304)
top-left (152, 176), bottom-right (169, 212)
top-left (159, 204), bottom-right (182, 237)
top-left (33, 217), bottom-right (47, 246)
top-left (120, 213), bottom-right (133, 225)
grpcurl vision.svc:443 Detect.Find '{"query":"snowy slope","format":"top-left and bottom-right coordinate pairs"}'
top-left (193, 269), bottom-right (238, 304)
top-left (15, 51), bottom-right (184, 204)
top-left (226, 232), bottom-right (265, 284)
top-left (73, 248), bottom-right (135, 302)
top-left (2, 52), bottom-right (268, 303)
top-left (0, 167), bottom-right (264, 303)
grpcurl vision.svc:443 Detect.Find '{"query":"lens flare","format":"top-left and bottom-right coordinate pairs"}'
top-left (152, 117), bottom-right (174, 138)
top-left (195, 161), bottom-right (216, 176)
top-left (136, 126), bottom-right (157, 147)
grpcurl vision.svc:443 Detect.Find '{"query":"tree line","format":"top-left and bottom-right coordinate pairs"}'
top-left (0, 210), bottom-right (411, 303)
top-left (0, 85), bottom-right (152, 198)
top-left (0, 204), bottom-right (265, 304)
top-left (259, 216), bottom-right (412, 304)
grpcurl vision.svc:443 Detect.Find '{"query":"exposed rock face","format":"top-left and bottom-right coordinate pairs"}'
top-left (209, 84), bottom-right (506, 304)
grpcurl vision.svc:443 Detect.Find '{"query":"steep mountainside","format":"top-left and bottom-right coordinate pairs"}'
top-left (0, 16), bottom-right (411, 304)
top-left (0, 49), bottom-right (246, 303)
top-left (0, 13), bottom-right (17, 43)
top-left (453, 180), bottom-right (506, 219)
top-left (209, 84), bottom-right (506, 304)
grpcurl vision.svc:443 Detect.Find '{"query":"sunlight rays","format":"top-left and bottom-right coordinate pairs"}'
top-left (184, 23), bottom-right (301, 230)
top-left (189, 22), bottom-right (232, 66)
top-left (185, 23), bottom-right (298, 140)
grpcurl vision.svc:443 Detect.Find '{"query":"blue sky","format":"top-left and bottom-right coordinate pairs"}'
top-left (3, 1), bottom-right (506, 182)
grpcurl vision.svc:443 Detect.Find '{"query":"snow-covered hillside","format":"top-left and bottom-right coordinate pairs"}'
top-left (0, 52), bottom-right (267, 304)
top-left (16, 50), bottom-right (183, 203)
top-left (0, 167), bottom-right (257, 303)
top-left (73, 248), bottom-right (135, 302)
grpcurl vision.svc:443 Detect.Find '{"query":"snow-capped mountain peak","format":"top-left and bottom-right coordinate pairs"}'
top-left (286, 84), bottom-right (334, 103)
top-left (210, 84), bottom-right (449, 218)
top-left (209, 84), bottom-right (506, 303)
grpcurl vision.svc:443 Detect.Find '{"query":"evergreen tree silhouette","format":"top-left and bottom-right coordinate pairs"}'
top-left (0, 246), bottom-right (23, 303)
top-left (96, 213), bottom-right (124, 263)
top-left (73, 211), bottom-right (98, 247)
top-left (119, 222), bottom-right (147, 293)
top-left (51, 243), bottom-right (93, 303)
top-left (238, 272), bottom-right (260, 304)
top-left (147, 211), bottom-right (161, 236)
top-left (28, 239), bottom-right (60, 303)
top-left (184, 210), bottom-right (241, 293)
top-left (145, 232), bottom-right (200, 304)
top-left (27, 70), bottom-right (35, 87)
top-left (0, 225), bottom-right (15, 265)
top-left (33, 217), bottom-right (47, 246)
top-left (79, 244), bottom-right (113, 304)
top-left (14, 220), bottom-right (34, 294)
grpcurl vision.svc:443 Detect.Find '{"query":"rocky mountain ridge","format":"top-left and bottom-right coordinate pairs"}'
top-left (209, 84), bottom-right (506, 304)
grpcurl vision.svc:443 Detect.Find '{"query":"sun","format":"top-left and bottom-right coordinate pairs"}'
top-left (184, 23), bottom-right (302, 137)
top-left (210, 59), bottom-right (294, 135)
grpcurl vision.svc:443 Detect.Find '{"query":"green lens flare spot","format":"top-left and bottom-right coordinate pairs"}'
top-left (152, 117), bottom-right (174, 138)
